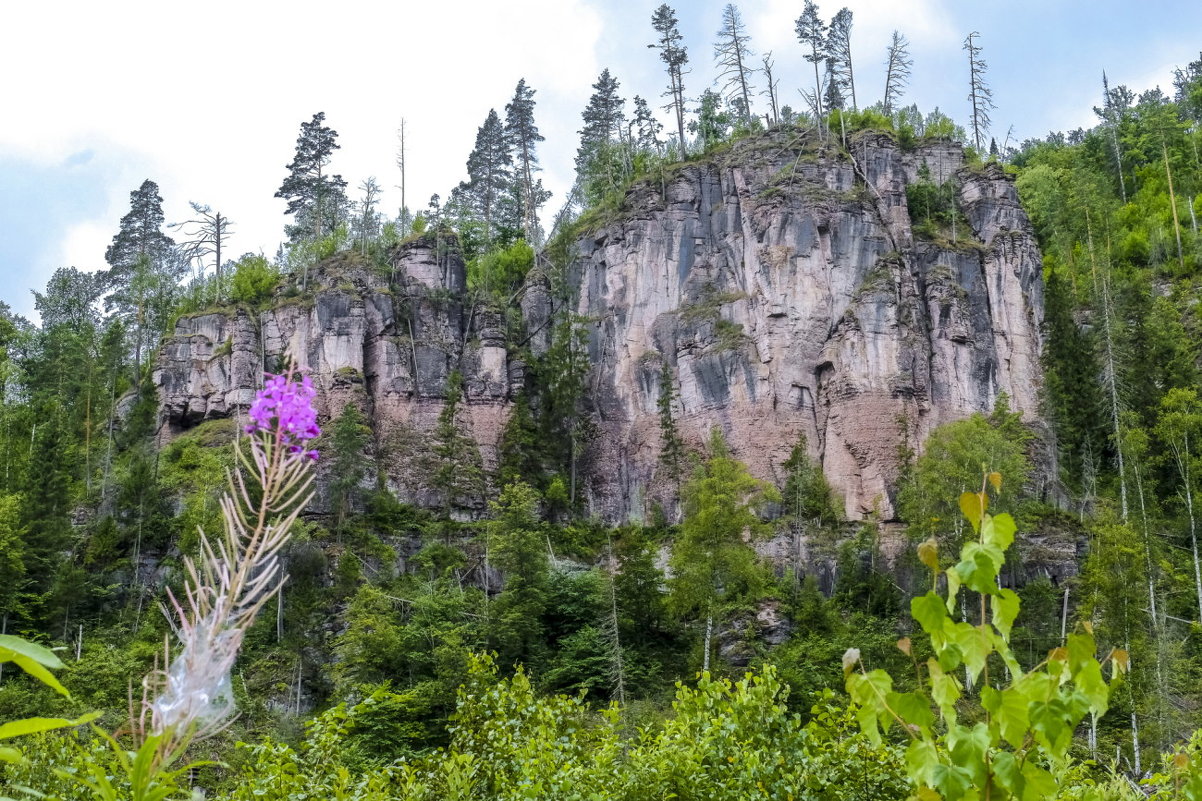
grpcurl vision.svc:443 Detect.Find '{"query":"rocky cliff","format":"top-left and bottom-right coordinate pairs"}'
top-left (570, 129), bottom-right (1044, 522)
top-left (153, 129), bottom-right (1045, 526)
top-left (154, 233), bottom-right (517, 510)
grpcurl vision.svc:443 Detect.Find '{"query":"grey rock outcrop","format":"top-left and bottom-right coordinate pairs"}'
top-left (153, 233), bottom-right (514, 511)
top-left (570, 130), bottom-right (1044, 522)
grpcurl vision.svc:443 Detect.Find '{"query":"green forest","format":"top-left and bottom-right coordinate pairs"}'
top-left (3, 2), bottom-right (1202, 799)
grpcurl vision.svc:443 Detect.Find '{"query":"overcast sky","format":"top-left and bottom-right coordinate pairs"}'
top-left (2, 0), bottom-right (1199, 321)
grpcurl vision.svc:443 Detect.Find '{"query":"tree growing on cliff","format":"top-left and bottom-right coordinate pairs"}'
top-left (505, 79), bottom-right (552, 245)
top-left (632, 95), bottom-right (663, 154)
top-left (576, 69), bottom-right (628, 202)
top-left (452, 109), bottom-right (517, 252)
top-left (826, 7), bottom-right (856, 111)
top-left (882, 31), bottom-right (912, 115)
top-left (795, 1), bottom-right (829, 122)
top-left (171, 202), bottom-right (234, 298)
top-left (429, 372), bottom-right (485, 514)
top-left (276, 112), bottom-right (348, 243)
top-left (963, 31), bottom-right (995, 152)
top-left (328, 402), bottom-right (373, 532)
top-left (713, 4), bottom-right (756, 129)
top-left (105, 179), bottom-right (183, 373)
top-left (649, 4), bottom-right (689, 161)
top-left (670, 430), bottom-right (777, 672)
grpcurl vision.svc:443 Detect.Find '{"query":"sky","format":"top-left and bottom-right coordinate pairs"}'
top-left (1, 0), bottom-right (1199, 321)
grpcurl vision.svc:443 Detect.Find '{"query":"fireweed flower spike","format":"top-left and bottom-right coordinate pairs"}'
top-left (143, 363), bottom-right (320, 746)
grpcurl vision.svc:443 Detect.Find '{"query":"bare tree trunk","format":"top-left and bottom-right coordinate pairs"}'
top-left (1164, 141), bottom-right (1186, 272)
top-left (702, 611), bottom-right (713, 673)
top-left (1087, 216), bottom-right (1128, 521)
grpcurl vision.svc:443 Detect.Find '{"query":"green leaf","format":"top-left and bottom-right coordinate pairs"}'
top-left (992, 588), bottom-right (1020, 639)
top-left (912, 592), bottom-right (947, 639)
top-left (945, 568), bottom-right (961, 614)
top-left (950, 622), bottom-right (990, 682)
top-left (984, 513), bottom-right (1016, 552)
top-left (959, 492), bottom-right (984, 532)
top-left (982, 686), bottom-right (1029, 749)
top-left (0, 746), bottom-right (23, 764)
top-left (0, 635), bottom-right (65, 670)
top-left (1020, 761), bottom-right (1057, 801)
top-left (0, 712), bottom-right (101, 740)
top-left (905, 739), bottom-right (940, 786)
top-left (927, 659), bottom-right (960, 724)
top-left (888, 691), bottom-right (934, 731)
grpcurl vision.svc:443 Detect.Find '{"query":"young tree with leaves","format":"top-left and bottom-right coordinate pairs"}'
top-left (670, 430), bottom-right (777, 672)
top-left (795, 1), bottom-right (828, 122)
top-left (649, 4), bottom-right (689, 161)
top-left (275, 112), bottom-right (348, 243)
top-left (963, 31), bottom-right (995, 152)
top-left (882, 30), bottom-right (912, 115)
top-left (713, 4), bottom-right (755, 129)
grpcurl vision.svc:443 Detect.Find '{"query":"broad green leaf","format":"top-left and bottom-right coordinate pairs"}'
top-left (959, 491), bottom-right (985, 531)
top-left (0, 712), bottom-right (101, 740)
top-left (912, 592), bottom-right (947, 638)
top-left (950, 622), bottom-right (990, 681)
top-left (0, 635), bottom-right (65, 670)
top-left (928, 659), bottom-right (961, 723)
top-left (905, 739), bottom-right (940, 786)
top-left (2, 654), bottom-right (68, 697)
top-left (992, 588), bottom-right (1020, 639)
top-left (984, 513), bottom-right (1016, 552)
top-left (992, 750), bottom-right (1023, 798)
top-left (945, 567), bottom-right (961, 614)
top-left (0, 745), bottom-right (23, 764)
top-left (1020, 761), bottom-right (1057, 801)
top-left (1073, 661), bottom-right (1109, 718)
top-left (982, 686), bottom-right (1029, 749)
top-left (888, 690), bottom-right (934, 731)
top-left (954, 543), bottom-right (1002, 596)
top-left (1066, 631), bottom-right (1096, 674)
top-left (918, 537), bottom-right (940, 571)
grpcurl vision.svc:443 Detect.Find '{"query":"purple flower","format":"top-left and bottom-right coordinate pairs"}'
top-left (245, 371), bottom-right (321, 460)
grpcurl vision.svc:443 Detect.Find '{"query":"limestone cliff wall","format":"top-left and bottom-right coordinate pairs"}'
top-left (569, 130), bottom-right (1044, 522)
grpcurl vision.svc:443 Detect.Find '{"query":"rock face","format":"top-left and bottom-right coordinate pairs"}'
top-left (570, 130), bottom-right (1044, 522)
top-left (153, 131), bottom-right (1045, 526)
top-left (154, 234), bottom-right (515, 510)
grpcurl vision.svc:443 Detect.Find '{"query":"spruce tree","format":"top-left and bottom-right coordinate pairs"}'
top-left (505, 79), bottom-right (551, 245)
top-left (649, 4), bottom-right (689, 161)
top-left (275, 111), bottom-right (348, 243)
top-left (451, 109), bottom-right (516, 249)
top-left (632, 95), bottom-right (663, 153)
top-left (576, 68), bottom-right (627, 199)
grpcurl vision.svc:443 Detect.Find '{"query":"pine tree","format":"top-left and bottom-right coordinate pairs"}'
top-left (823, 59), bottom-right (845, 112)
top-left (795, 1), bottom-right (828, 121)
top-left (826, 7), bottom-right (856, 111)
top-left (882, 30), bottom-right (912, 115)
top-left (429, 372), bottom-right (484, 514)
top-left (649, 4), bottom-right (689, 161)
top-left (505, 79), bottom-right (551, 245)
top-left (658, 363), bottom-right (685, 492)
top-left (713, 4), bottom-right (755, 129)
top-left (104, 179), bottom-right (176, 275)
top-left (275, 112), bottom-right (349, 243)
top-left (451, 109), bottom-right (517, 249)
top-left (488, 481), bottom-right (549, 667)
top-left (963, 31), bottom-right (995, 152)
